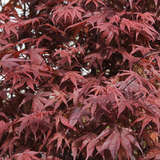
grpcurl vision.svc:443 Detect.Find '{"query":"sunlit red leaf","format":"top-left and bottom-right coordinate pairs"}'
top-left (12, 150), bottom-right (40, 160)
top-left (52, 4), bottom-right (85, 24)
top-left (47, 132), bottom-right (70, 152)
top-left (61, 71), bottom-right (85, 88)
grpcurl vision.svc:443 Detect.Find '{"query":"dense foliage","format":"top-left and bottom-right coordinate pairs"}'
top-left (0, 0), bottom-right (160, 159)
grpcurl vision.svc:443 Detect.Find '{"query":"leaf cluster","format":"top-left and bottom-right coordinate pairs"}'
top-left (0, 0), bottom-right (160, 159)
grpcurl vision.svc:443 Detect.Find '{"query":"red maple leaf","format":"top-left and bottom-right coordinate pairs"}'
top-left (133, 113), bottom-right (160, 136)
top-left (2, 21), bottom-right (19, 38)
top-left (86, 127), bottom-right (142, 160)
top-left (47, 132), bottom-right (70, 153)
top-left (32, 91), bottom-right (52, 112)
top-left (44, 85), bottom-right (68, 111)
top-left (52, 3), bottom-right (85, 24)
top-left (71, 133), bottom-right (97, 160)
top-left (17, 111), bottom-right (51, 142)
top-left (61, 71), bottom-right (85, 88)
top-left (55, 112), bottom-right (76, 131)
top-left (96, 22), bottom-right (119, 45)
top-left (12, 150), bottom-right (40, 160)
top-left (0, 54), bottom-right (26, 69)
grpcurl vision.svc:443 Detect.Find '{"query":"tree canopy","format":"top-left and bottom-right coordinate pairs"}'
top-left (0, 0), bottom-right (160, 159)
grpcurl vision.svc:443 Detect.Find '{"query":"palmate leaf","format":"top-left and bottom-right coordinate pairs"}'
top-left (98, 128), bottom-right (120, 159)
top-left (52, 3), bottom-right (85, 24)
top-left (87, 94), bottom-right (112, 113)
top-left (44, 85), bottom-right (68, 111)
top-left (86, 127), bottom-right (142, 160)
top-left (85, 6), bottom-right (115, 28)
top-left (5, 70), bottom-right (37, 91)
top-left (133, 113), bottom-right (160, 136)
top-left (85, 11), bottom-right (105, 27)
top-left (1, 21), bottom-right (19, 39)
top-left (120, 18), bottom-right (159, 41)
top-left (55, 112), bottom-right (76, 131)
top-left (96, 22), bottom-right (119, 45)
top-left (3, 51), bottom-right (51, 91)
top-left (107, 80), bottom-right (134, 116)
top-left (17, 111), bottom-right (51, 142)
top-left (118, 70), bottom-right (153, 95)
top-left (32, 91), bottom-right (52, 112)
top-left (54, 48), bottom-right (78, 66)
top-left (86, 128), bottom-right (111, 160)
top-left (12, 150), bottom-right (40, 160)
top-left (0, 54), bottom-right (26, 69)
top-left (5, 62), bottom-right (50, 91)
top-left (61, 71), bottom-right (85, 88)
top-left (86, 76), bottom-right (134, 116)
top-left (23, 48), bottom-right (46, 65)
top-left (47, 132), bottom-right (70, 153)
top-left (136, 12), bottom-right (155, 24)
top-left (90, 85), bottom-right (107, 96)
top-left (72, 133), bottom-right (97, 160)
